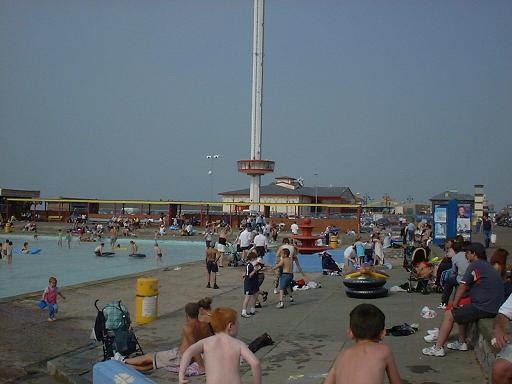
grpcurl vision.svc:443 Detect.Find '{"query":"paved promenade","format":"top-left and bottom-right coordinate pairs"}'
top-left (2, 225), bottom-right (511, 384)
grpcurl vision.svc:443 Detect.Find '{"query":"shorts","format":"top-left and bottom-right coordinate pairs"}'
top-left (452, 304), bottom-right (496, 324)
top-left (153, 347), bottom-right (181, 369)
top-left (497, 343), bottom-right (512, 363)
top-left (206, 260), bottom-right (218, 273)
top-left (257, 271), bottom-right (265, 288)
top-left (244, 279), bottom-right (258, 295)
top-left (279, 273), bottom-right (293, 291)
top-left (255, 246), bottom-right (266, 257)
top-left (240, 246), bottom-right (251, 252)
top-left (216, 243), bottom-right (226, 253)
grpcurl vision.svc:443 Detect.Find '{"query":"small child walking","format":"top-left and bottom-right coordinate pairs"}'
top-left (325, 303), bottom-right (402, 384)
top-left (42, 276), bottom-right (66, 322)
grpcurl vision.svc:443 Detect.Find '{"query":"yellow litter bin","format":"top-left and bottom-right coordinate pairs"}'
top-left (329, 235), bottom-right (338, 248)
top-left (4, 222), bottom-right (12, 233)
top-left (135, 277), bottom-right (159, 325)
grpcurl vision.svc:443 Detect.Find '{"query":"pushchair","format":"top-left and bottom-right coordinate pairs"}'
top-left (321, 252), bottom-right (342, 275)
top-left (226, 242), bottom-right (241, 267)
top-left (402, 245), bottom-right (416, 272)
top-left (93, 299), bottom-right (144, 360)
top-left (405, 247), bottom-right (432, 294)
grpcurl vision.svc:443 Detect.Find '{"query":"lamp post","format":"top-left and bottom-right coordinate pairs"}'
top-left (314, 173), bottom-right (319, 216)
top-left (206, 154), bottom-right (219, 202)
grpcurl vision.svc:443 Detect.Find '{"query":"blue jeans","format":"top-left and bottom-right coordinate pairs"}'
top-left (48, 303), bottom-right (58, 318)
top-left (483, 230), bottom-right (492, 248)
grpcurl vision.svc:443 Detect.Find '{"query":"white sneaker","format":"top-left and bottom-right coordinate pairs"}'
top-left (424, 333), bottom-right (438, 342)
top-left (437, 303), bottom-right (447, 309)
top-left (241, 312), bottom-right (251, 318)
top-left (273, 288), bottom-right (278, 294)
top-left (427, 328), bottom-right (439, 335)
top-left (446, 341), bottom-right (468, 351)
top-left (276, 301), bottom-right (284, 309)
top-left (112, 352), bottom-right (126, 362)
top-left (289, 297), bottom-right (294, 303)
top-left (422, 345), bottom-right (445, 357)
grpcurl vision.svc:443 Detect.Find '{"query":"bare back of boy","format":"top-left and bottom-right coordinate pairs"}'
top-left (192, 333), bottom-right (259, 384)
top-left (280, 256), bottom-right (294, 273)
top-left (205, 247), bottom-right (218, 262)
top-left (326, 341), bottom-right (401, 384)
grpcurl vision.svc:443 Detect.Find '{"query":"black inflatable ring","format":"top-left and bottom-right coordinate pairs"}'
top-left (345, 287), bottom-right (389, 299)
top-left (343, 277), bottom-right (387, 290)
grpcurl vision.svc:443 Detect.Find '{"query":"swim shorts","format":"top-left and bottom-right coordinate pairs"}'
top-left (452, 303), bottom-right (495, 324)
top-left (279, 273), bottom-right (293, 291)
top-left (153, 347), bottom-right (180, 369)
top-left (206, 260), bottom-right (218, 273)
top-left (244, 279), bottom-right (258, 295)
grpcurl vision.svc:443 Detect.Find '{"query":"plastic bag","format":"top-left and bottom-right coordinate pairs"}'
top-left (420, 306), bottom-right (437, 319)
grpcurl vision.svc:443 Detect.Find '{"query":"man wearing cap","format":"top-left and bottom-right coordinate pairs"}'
top-left (422, 242), bottom-right (504, 357)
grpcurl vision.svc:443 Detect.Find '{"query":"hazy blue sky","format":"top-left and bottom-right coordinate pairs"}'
top-left (1, 1), bottom-right (511, 209)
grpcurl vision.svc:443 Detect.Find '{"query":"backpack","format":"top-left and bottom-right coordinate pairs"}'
top-left (248, 332), bottom-right (274, 353)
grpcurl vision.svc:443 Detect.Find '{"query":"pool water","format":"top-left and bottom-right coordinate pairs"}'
top-left (0, 235), bottom-right (205, 299)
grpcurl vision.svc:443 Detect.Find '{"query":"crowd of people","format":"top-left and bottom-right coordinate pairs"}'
top-left (5, 211), bottom-right (512, 384)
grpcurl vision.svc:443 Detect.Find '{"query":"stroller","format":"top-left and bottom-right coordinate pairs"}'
top-left (321, 252), bottom-right (342, 275)
top-left (405, 247), bottom-right (432, 294)
top-left (226, 242), bottom-right (241, 267)
top-left (402, 245), bottom-right (416, 272)
top-left (93, 299), bottom-right (144, 360)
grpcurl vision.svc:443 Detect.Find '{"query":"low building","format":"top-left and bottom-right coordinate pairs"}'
top-left (0, 188), bottom-right (40, 221)
top-left (219, 176), bottom-right (358, 218)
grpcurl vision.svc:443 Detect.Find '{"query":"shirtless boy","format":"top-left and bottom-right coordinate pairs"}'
top-left (129, 240), bottom-right (138, 255)
top-left (178, 307), bottom-right (261, 384)
top-left (205, 245), bottom-right (220, 289)
top-left (121, 302), bottom-right (210, 372)
top-left (94, 243), bottom-right (104, 256)
top-left (273, 246), bottom-right (306, 308)
top-left (325, 303), bottom-right (402, 384)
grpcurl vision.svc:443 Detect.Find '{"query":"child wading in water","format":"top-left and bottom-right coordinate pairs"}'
top-left (178, 307), bottom-right (261, 384)
top-left (325, 303), bottom-right (402, 384)
top-left (42, 277), bottom-right (66, 322)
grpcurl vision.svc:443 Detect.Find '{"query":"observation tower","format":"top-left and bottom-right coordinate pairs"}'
top-left (238, 0), bottom-right (274, 210)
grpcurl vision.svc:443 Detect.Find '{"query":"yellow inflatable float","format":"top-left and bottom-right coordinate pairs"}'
top-left (343, 267), bottom-right (389, 298)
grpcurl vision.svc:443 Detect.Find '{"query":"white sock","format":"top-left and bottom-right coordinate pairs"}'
top-left (241, 309), bottom-right (247, 315)
top-left (250, 307), bottom-right (255, 313)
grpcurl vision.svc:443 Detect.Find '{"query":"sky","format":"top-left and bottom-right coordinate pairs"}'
top-left (1, 1), bottom-right (511, 209)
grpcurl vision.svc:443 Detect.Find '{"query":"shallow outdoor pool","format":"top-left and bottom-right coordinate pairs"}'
top-left (0, 235), bottom-right (205, 299)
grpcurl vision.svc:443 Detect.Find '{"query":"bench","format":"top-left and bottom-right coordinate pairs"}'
top-left (48, 215), bottom-right (63, 222)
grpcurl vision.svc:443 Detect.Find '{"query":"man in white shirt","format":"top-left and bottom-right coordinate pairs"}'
top-left (238, 227), bottom-right (253, 262)
top-left (253, 230), bottom-right (268, 257)
top-left (290, 222), bottom-right (299, 235)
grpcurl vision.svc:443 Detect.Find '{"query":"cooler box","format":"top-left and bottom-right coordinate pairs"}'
top-left (93, 360), bottom-right (156, 384)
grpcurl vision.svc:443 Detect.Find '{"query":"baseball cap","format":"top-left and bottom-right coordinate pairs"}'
top-left (463, 242), bottom-right (486, 258)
